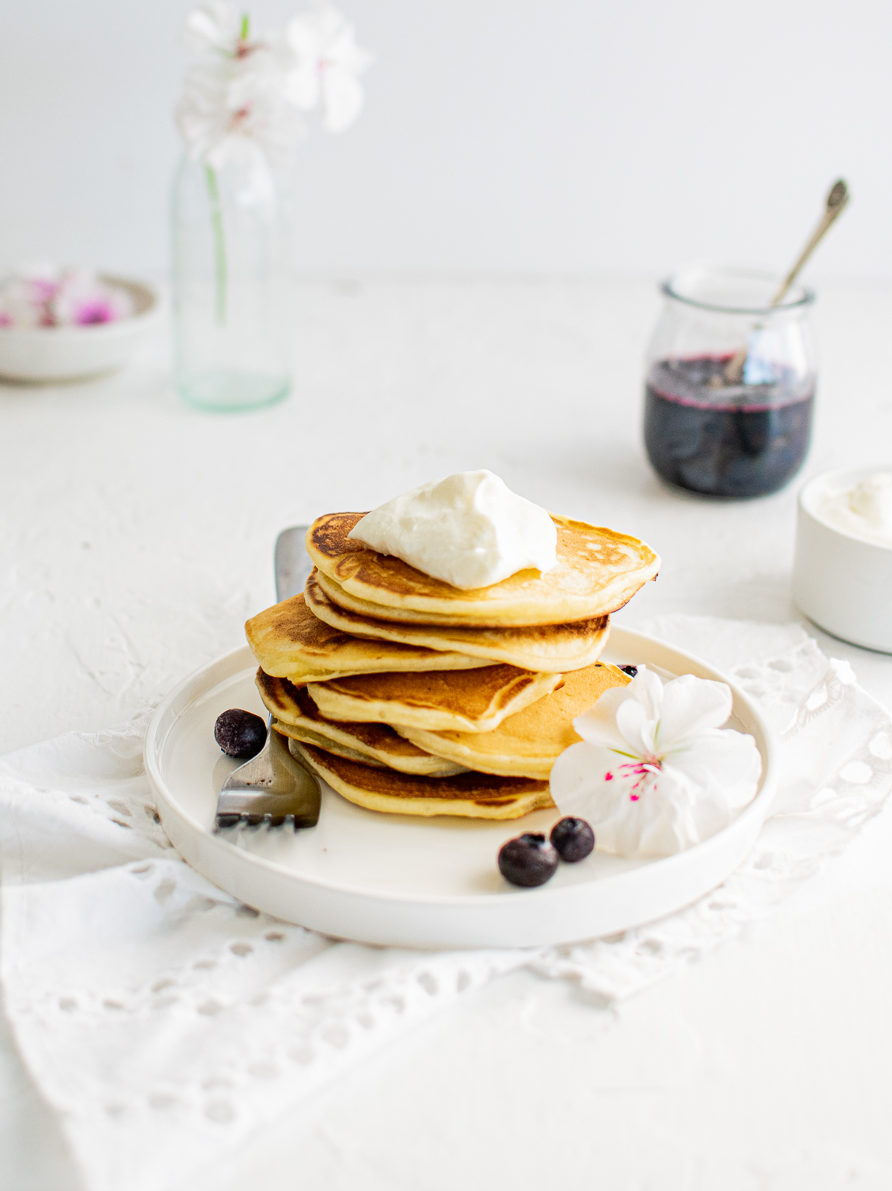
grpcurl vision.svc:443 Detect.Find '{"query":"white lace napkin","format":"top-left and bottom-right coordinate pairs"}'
top-left (2, 616), bottom-right (892, 1191)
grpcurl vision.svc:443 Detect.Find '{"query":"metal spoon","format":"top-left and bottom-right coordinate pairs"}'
top-left (722, 178), bottom-right (850, 384)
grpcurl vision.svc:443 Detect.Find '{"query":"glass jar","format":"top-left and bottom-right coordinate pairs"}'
top-left (171, 152), bottom-right (292, 412)
top-left (643, 265), bottom-right (816, 498)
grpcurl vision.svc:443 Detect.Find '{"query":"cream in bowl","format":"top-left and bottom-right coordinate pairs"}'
top-left (793, 467), bottom-right (892, 652)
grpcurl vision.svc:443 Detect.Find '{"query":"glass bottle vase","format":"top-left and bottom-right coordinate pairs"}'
top-left (171, 152), bottom-right (292, 412)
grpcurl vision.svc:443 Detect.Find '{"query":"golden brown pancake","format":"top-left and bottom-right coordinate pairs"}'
top-left (306, 664), bottom-right (562, 733)
top-left (257, 672), bottom-right (465, 776)
top-left (305, 569), bottom-right (611, 672)
top-left (306, 511), bottom-right (659, 627)
top-left (293, 742), bottom-right (554, 820)
top-left (245, 591), bottom-right (488, 683)
top-left (399, 662), bottom-right (631, 779)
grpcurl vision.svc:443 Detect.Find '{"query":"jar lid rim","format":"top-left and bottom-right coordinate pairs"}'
top-left (662, 265), bottom-right (815, 314)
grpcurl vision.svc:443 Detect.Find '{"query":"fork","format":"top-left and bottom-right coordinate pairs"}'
top-left (214, 526), bottom-right (321, 832)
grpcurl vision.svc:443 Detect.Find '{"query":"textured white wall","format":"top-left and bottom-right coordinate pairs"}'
top-left (0, 0), bottom-right (888, 280)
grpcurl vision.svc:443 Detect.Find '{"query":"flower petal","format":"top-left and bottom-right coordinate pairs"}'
top-left (548, 740), bottom-right (604, 819)
top-left (615, 697), bottom-right (657, 756)
top-left (571, 690), bottom-right (629, 749)
top-left (282, 63), bottom-right (320, 111)
top-left (656, 675), bottom-right (733, 748)
top-left (664, 728), bottom-right (762, 808)
top-left (321, 68), bottom-right (365, 132)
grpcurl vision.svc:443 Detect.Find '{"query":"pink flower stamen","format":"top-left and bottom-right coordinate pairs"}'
top-left (604, 755), bottom-right (662, 802)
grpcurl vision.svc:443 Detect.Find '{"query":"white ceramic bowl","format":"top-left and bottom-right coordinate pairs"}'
top-left (0, 275), bottom-right (159, 382)
top-left (793, 466), bottom-right (892, 653)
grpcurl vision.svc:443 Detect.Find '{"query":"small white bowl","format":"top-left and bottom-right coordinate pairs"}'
top-left (0, 275), bottom-right (159, 383)
top-left (793, 466), bottom-right (892, 653)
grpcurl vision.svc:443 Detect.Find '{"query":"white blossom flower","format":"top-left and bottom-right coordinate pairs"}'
top-left (0, 267), bottom-right (133, 327)
top-left (550, 667), bottom-right (762, 858)
top-left (175, 3), bottom-right (370, 168)
top-left (175, 54), bottom-right (307, 171)
top-left (284, 5), bottom-right (372, 131)
top-left (51, 269), bottom-right (134, 325)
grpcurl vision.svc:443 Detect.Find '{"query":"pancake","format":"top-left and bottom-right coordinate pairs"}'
top-left (305, 569), bottom-right (611, 672)
top-left (245, 591), bottom-right (488, 683)
top-left (398, 662), bottom-right (631, 779)
top-left (257, 672), bottom-right (465, 776)
top-left (306, 511), bottom-right (659, 627)
top-left (293, 742), bottom-right (554, 820)
top-left (275, 721), bottom-right (464, 777)
top-left (306, 664), bottom-right (562, 733)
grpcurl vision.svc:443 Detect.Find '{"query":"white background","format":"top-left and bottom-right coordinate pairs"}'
top-left (4, 7), bottom-right (892, 1190)
top-left (1, 0), bottom-right (889, 280)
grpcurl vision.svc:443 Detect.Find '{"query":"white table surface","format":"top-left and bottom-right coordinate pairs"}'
top-left (3, 276), bottom-right (892, 1190)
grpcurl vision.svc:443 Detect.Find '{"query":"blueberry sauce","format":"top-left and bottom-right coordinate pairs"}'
top-left (644, 354), bottom-right (815, 498)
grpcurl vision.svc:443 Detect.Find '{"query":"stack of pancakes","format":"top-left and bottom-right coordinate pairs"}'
top-left (245, 510), bottom-right (659, 821)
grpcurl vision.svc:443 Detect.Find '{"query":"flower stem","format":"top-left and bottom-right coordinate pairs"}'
top-left (204, 164), bottom-right (226, 324)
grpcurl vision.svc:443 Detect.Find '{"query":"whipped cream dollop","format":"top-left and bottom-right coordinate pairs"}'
top-left (347, 470), bottom-right (558, 589)
top-left (813, 471), bottom-right (892, 548)
top-left (550, 667), bottom-right (762, 858)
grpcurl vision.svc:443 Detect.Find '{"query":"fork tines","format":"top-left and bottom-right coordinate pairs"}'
top-left (215, 811), bottom-right (300, 831)
top-left (214, 787), bottom-right (319, 832)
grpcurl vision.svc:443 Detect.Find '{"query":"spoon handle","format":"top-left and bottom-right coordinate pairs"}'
top-left (770, 180), bottom-right (850, 307)
top-left (722, 179), bottom-right (850, 384)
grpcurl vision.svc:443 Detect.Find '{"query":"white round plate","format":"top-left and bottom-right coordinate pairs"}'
top-left (145, 627), bottom-right (777, 950)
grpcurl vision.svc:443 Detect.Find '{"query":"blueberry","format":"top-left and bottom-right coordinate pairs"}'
top-left (618, 664), bottom-right (638, 677)
top-left (214, 709), bottom-right (267, 759)
top-left (549, 817), bottom-right (595, 863)
top-left (497, 833), bottom-right (559, 888)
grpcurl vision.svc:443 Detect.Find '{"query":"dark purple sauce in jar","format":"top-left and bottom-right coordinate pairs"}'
top-left (644, 354), bottom-right (815, 498)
